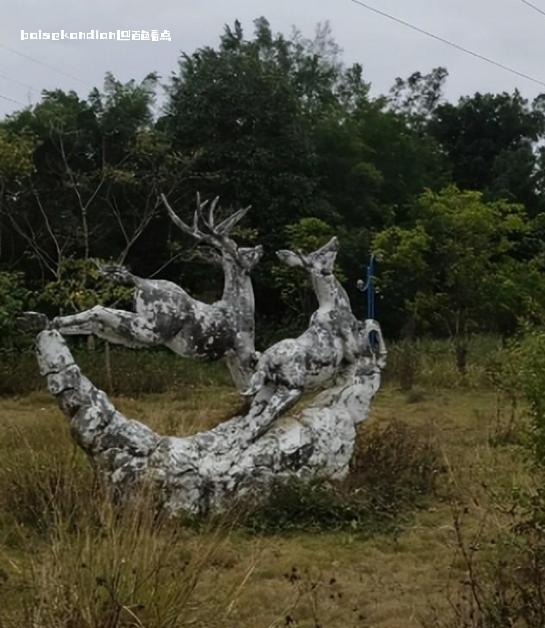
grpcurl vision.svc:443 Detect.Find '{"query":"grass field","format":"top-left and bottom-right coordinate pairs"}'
top-left (0, 361), bottom-right (529, 628)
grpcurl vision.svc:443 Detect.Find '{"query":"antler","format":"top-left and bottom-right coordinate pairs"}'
top-left (161, 192), bottom-right (252, 259)
top-left (161, 192), bottom-right (210, 242)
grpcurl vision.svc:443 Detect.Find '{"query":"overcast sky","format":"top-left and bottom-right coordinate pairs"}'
top-left (1, 0), bottom-right (544, 118)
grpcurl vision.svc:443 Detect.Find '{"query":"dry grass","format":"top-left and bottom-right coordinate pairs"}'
top-left (0, 378), bottom-right (530, 627)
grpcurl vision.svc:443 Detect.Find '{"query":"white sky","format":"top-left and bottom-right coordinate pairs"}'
top-left (1, 0), bottom-right (544, 117)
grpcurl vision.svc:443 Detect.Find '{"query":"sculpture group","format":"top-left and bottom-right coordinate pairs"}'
top-left (33, 194), bottom-right (386, 514)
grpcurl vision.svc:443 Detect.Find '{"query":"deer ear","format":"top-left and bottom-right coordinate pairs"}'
top-left (276, 249), bottom-right (304, 268)
top-left (320, 236), bottom-right (339, 254)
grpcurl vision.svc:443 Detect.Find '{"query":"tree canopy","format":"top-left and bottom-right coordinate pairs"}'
top-left (2, 17), bottom-right (545, 356)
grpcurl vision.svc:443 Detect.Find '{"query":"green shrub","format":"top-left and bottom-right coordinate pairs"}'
top-left (0, 271), bottom-right (33, 351)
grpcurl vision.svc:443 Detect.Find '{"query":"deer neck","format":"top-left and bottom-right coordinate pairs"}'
top-left (310, 273), bottom-right (350, 312)
top-left (221, 257), bottom-right (254, 314)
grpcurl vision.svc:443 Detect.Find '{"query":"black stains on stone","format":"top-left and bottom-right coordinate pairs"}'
top-left (281, 443), bottom-right (314, 471)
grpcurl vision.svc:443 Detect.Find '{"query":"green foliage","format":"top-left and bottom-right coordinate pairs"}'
top-left (0, 272), bottom-right (31, 347)
top-left (374, 186), bottom-right (536, 367)
top-left (1, 17), bottom-right (545, 346)
top-left (430, 90), bottom-right (545, 214)
top-left (38, 258), bottom-right (132, 314)
top-left (0, 130), bottom-right (35, 185)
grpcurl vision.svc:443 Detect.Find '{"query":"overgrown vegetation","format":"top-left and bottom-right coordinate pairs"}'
top-left (242, 421), bottom-right (441, 535)
top-left (420, 327), bottom-right (545, 628)
top-left (4, 13), bottom-right (545, 628)
top-left (0, 371), bottom-right (439, 627)
top-left (3, 18), bottom-right (545, 370)
top-left (0, 339), bottom-right (534, 627)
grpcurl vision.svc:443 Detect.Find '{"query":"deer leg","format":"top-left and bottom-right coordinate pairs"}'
top-left (51, 306), bottom-right (162, 348)
top-left (248, 385), bottom-right (302, 441)
top-left (225, 334), bottom-right (259, 392)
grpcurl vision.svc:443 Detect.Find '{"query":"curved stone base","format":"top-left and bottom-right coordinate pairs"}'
top-left (36, 330), bottom-right (383, 515)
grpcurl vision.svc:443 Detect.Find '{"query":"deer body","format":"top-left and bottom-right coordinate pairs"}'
top-left (49, 195), bottom-right (262, 390)
top-left (244, 238), bottom-right (383, 428)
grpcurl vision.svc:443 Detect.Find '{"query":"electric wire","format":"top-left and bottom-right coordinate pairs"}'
top-left (0, 92), bottom-right (26, 106)
top-left (520, 0), bottom-right (545, 18)
top-left (0, 72), bottom-right (39, 93)
top-left (349, 0), bottom-right (545, 89)
top-left (0, 42), bottom-right (91, 87)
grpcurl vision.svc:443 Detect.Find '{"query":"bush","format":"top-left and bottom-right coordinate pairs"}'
top-left (425, 487), bottom-right (545, 628)
top-left (242, 420), bottom-right (442, 534)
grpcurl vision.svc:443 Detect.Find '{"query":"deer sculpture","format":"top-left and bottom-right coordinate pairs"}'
top-left (47, 194), bottom-right (263, 391)
top-left (243, 236), bottom-right (386, 431)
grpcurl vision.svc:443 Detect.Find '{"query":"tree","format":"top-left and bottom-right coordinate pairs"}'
top-left (162, 17), bottom-right (319, 253)
top-left (429, 91), bottom-right (545, 214)
top-left (389, 67), bottom-right (448, 123)
top-left (373, 186), bottom-right (531, 372)
top-left (0, 77), bottom-right (186, 283)
top-left (0, 129), bottom-right (35, 267)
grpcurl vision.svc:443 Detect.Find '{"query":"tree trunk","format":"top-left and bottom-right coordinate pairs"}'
top-left (455, 339), bottom-right (468, 375)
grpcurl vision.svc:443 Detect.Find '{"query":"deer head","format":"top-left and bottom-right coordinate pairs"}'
top-left (276, 236), bottom-right (338, 276)
top-left (95, 262), bottom-right (135, 286)
top-left (161, 193), bottom-right (263, 272)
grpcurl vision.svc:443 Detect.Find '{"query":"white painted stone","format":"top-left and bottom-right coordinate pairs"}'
top-left (33, 235), bottom-right (386, 515)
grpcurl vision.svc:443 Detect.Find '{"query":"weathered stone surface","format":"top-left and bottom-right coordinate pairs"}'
top-left (34, 234), bottom-right (387, 515)
top-left (36, 329), bottom-right (384, 515)
top-left (46, 195), bottom-right (262, 391)
top-left (243, 237), bottom-right (386, 420)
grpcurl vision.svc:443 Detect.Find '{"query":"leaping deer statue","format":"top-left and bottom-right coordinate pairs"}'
top-left (47, 194), bottom-right (263, 391)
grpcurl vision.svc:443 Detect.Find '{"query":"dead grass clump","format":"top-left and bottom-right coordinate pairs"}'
top-left (241, 420), bottom-right (442, 535)
top-left (350, 419), bottom-right (441, 499)
top-left (0, 424), bottom-right (95, 536)
top-left (423, 486), bottom-right (545, 628)
top-left (0, 488), bottom-right (237, 628)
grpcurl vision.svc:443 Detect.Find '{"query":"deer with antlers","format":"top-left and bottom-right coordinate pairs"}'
top-left (47, 194), bottom-right (263, 391)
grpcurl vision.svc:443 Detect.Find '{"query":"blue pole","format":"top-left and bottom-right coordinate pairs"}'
top-left (357, 254), bottom-right (376, 321)
top-left (367, 255), bottom-right (375, 320)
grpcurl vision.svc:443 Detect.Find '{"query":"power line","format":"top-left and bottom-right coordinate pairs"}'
top-left (0, 72), bottom-right (39, 93)
top-left (520, 0), bottom-right (545, 18)
top-left (0, 43), bottom-right (92, 88)
top-left (349, 0), bottom-right (545, 89)
top-left (0, 92), bottom-right (26, 107)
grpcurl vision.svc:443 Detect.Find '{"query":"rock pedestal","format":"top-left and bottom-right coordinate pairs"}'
top-left (37, 329), bottom-right (384, 515)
